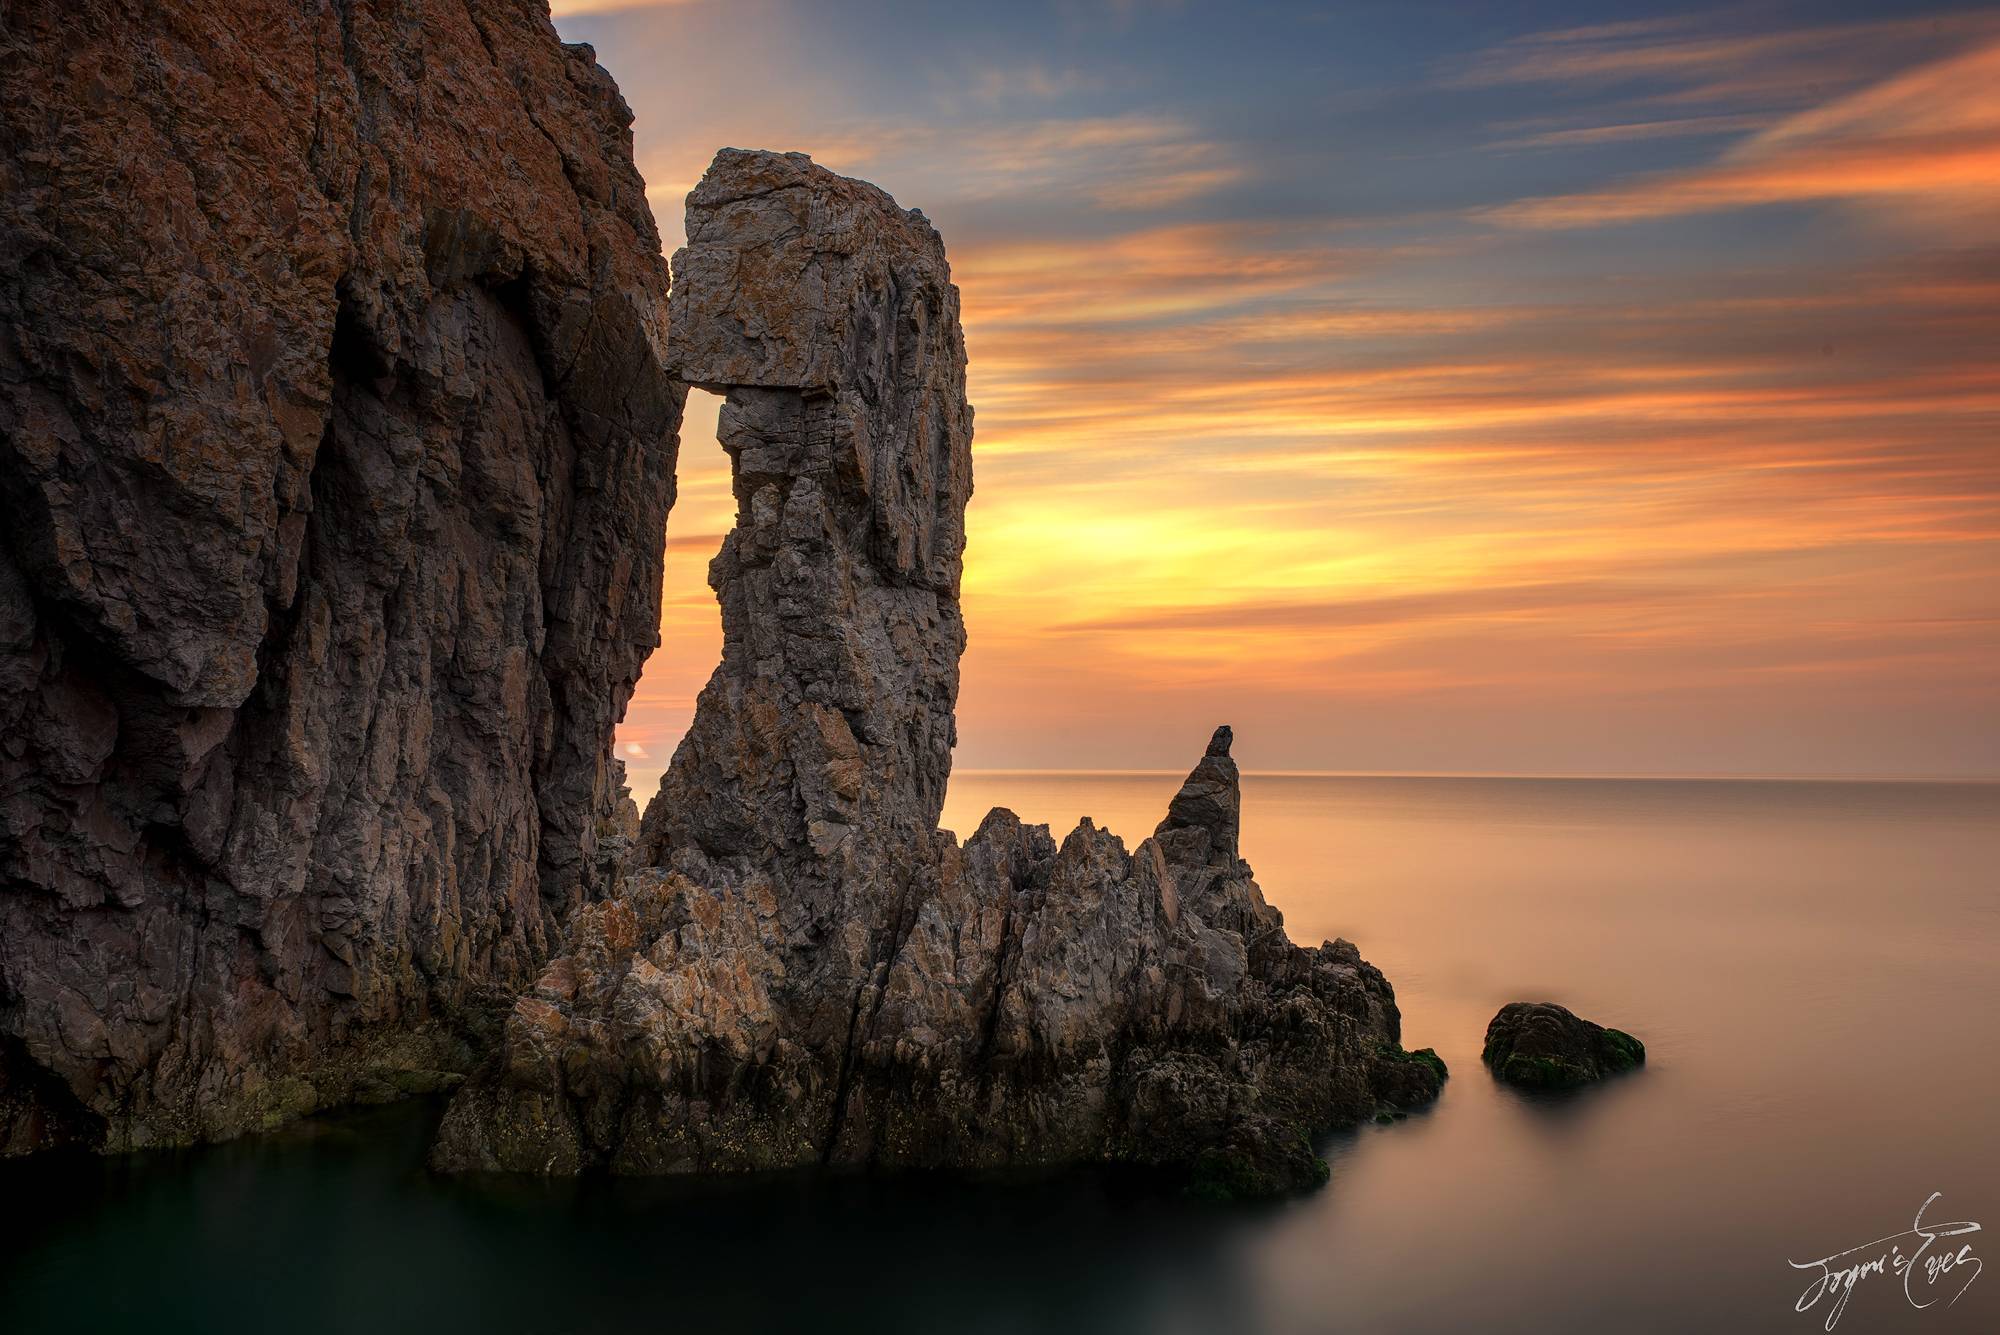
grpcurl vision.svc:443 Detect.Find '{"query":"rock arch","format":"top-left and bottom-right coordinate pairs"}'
top-left (640, 149), bottom-right (973, 948)
top-left (433, 151), bottom-right (1442, 1193)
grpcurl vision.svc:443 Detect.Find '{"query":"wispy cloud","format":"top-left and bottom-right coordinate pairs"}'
top-left (549, 0), bottom-right (700, 16)
top-left (877, 113), bottom-right (1244, 211)
top-left (950, 230), bottom-right (2000, 748)
top-left (1482, 40), bottom-right (2000, 230)
top-left (1445, 11), bottom-right (2000, 107)
top-left (637, 113), bottom-right (1240, 255)
top-left (1056, 581), bottom-right (1703, 634)
top-left (579, 1), bottom-right (2000, 775)
top-left (1484, 112), bottom-right (1774, 151)
top-left (942, 61), bottom-right (1114, 111)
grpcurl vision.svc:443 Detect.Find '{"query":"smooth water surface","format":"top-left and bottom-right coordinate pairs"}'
top-left (4, 774), bottom-right (1995, 1333)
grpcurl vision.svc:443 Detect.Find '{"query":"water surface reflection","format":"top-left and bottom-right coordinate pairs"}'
top-left (4, 776), bottom-right (1994, 1333)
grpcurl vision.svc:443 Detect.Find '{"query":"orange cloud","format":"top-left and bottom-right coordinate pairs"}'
top-left (550, 0), bottom-right (700, 15)
top-left (934, 229), bottom-right (2000, 764)
top-left (1485, 41), bottom-right (2000, 230)
top-left (595, 8), bottom-right (2000, 778)
top-left (1485, 112), bottom-right (1775, 151)
top-left (1446, 11), bottom-right (2000, 105)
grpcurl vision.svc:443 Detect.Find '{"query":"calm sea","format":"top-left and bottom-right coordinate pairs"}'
top-left (4, 774), bottom-right (1995, 1334)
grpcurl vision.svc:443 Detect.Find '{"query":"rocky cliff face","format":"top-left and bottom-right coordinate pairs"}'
top-left (1, 7), bottom-right (1437, 1181)
top-left (0, 0), bottom-right (681, 1151)
top-left (432, 152), bottom-right (1440, 1191)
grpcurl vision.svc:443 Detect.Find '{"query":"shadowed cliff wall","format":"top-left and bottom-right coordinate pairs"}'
top-left (0, 0), bottom-right (682, 1151)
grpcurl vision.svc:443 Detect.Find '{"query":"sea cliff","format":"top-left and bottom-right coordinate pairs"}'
top-left (0, 4), bottom-right (1436, 1188)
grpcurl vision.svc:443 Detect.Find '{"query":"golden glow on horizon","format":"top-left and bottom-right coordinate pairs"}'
top-left (606, 12), bottom-right (2000, 786)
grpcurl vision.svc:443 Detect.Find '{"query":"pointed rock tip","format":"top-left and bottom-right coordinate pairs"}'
top-left (1206, 725), bottom-right (1233, 758)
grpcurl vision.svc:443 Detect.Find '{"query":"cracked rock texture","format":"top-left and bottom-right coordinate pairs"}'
top-left (637, 147), bottom-right (973, 1088)
top-left (0, 0), bottom-right (680, 1151)
top-left (433, 153), bottom-right (1440, 1190)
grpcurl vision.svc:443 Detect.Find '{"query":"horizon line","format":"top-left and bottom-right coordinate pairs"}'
top-left (948, 767), bottom-right (2000, 784)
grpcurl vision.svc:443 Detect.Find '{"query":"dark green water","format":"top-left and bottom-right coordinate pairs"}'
top-left (4, 776), bottom-right (1996, 1333)
top-left (0, 1099), bottom-right (1275, 1335)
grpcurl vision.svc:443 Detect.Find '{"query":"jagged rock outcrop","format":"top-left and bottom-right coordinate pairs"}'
top-left (436, 723), bottom-right (1443, 1190)
top-left (433, 152), bottom-right (1441, 1192)
top-left (1483, 1001), bottom-right (1645, 1089)
top-left (0, 0), bottom-right (681, 1151)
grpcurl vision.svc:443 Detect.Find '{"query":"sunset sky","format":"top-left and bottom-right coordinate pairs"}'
top-left (552, 0), bottom-right (2000, 786)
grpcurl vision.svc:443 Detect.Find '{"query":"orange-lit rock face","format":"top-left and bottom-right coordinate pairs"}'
top-left (0, 0), bottom-right (680, 1151)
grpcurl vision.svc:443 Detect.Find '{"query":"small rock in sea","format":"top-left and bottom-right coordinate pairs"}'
top-left (1481, 1002), bottom-right (1644, 1089)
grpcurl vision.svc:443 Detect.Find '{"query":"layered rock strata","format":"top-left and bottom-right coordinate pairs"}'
top-left (433, 153), bottom-right (1441, 1191)
top-left (0, 0), bottom-right (680, 1151)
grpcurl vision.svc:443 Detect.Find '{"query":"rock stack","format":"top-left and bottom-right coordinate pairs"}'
top-left (432, 152), bottom-right (1442, 1193)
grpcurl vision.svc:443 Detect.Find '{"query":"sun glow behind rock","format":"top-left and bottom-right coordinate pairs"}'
top-left (595, 2), bottom-right (2000, 782)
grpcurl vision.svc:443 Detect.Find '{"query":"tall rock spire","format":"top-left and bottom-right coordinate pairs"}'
top-left (636, 150), bottom-right (974, 1028)
top-left (1156, 724), bottom-right (1242, 867)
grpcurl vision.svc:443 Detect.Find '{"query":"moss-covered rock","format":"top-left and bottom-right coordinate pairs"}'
top-left (1185, 1120), bottom-right (1330, 1202)
top-left (1481, 1002), bottom-right (1646, 1090)
top-left (1408, 1047), bottom-right (1448, 1082)
top-left (1370, 1042), bottom-right (1449, 1113)
top-left (1600, 1028), bottom-right (1645, 1074)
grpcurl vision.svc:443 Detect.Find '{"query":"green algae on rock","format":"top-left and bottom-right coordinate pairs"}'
top-left (1482, 1002), bottom-right (1646, 1089)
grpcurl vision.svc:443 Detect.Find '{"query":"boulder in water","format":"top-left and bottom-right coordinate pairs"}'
top-left (1482, 1002), bottom-right (1644, 1089)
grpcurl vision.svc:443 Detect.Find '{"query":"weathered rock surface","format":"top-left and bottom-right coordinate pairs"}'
top-left (1482, 1001), bottom-right (1645, 1089)
top-left (0, 0), bottom-right (680, 1151)
top-left (1, 8), bottom-right (1439, 1187)
top-left (436, 725), bottom-right (1443, 1189)
top-left (433, 151), bottom-right (1441, 1192)
top-left (637, 148), bottom-right (972, 1035)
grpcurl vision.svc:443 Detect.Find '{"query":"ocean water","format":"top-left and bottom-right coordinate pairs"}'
top-left (3, 774), bottom-right (1995, 1334)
